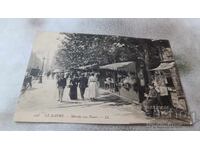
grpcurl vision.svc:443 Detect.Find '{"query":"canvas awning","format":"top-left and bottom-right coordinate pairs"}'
top-left (150, 62), bottom-right (175, 71)
top-left (78, 64), bottom-right (97, 70)
top-left (100, 61), bottom-right (136, 72)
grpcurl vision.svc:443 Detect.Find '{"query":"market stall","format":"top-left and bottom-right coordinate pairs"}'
top-left (150, 62), bottom-right (175, 71)
top-left (150, 62), bottom-right (175, 88)
top-left (78, 64), bottom-right (98, 70)
top-left (100, 61), bottom-right (136, 72)
top-left (149, 61), bottom-right (188, 111)
top-left (99, 61), bottom-right (139, 103)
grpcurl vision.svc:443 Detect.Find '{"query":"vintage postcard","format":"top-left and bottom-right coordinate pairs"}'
top-left (14, 32), bottom-right (192, 125)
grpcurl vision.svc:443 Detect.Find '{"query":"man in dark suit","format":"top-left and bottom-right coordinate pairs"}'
top-left (79, 73), bottom-right (88, 100)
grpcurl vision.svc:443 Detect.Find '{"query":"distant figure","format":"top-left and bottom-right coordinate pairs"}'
top-left (123, 73), bottom-right (137, 91)
top-left (142, 84), bottom-right (158, 117)
top-left (88, 73), bottom-right (98, 100)
top-left (27, 74), bottom-right (32, 88)
top-left (57, 73), bottom-right (66, 102)
top-left (56, 73), bottom-right (61, 81)
top-left (79, 73), bottom-right (88, 100)
top-left (46, 71), bottom-right (51, 79)
top-left (69, 75), bottom-right (79, 100)
top-left (23, 73), bottom-right (32, 89)
top-left (104, 77), bottom-right (111, 89)
top-left (138, 70), bottom-right (145, 103)
top-left (153, 74), bottom-right (173, 109)
top-left (109, 77), bottom-right (114, 92)
top-left (22, 73), bottom-right (28, 90)
top-left (67, 75), bottom-right (72, 87)
top-left (51, 72), bottom-right (55, 79)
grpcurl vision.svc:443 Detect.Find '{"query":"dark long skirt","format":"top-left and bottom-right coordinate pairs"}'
top-left (80, 88), bottom-right (86, 99)
top-left (69, 86), bottom-right (77, 100)
top-left (142, 97), bottom-right (158, 117)
top-left (138, 86), bottom-right (145, 103)
top-left (159, 94), bottom-right (173, 109)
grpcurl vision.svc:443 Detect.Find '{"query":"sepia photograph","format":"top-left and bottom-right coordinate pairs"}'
top-left (14, 32), bottom-right (192, 125)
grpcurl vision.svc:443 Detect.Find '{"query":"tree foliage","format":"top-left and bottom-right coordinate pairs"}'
top-left (55, 33), bottom-right (150, 70)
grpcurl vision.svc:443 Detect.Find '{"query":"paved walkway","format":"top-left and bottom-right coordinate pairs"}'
top-left (15, 78), bottom-right (188, 125)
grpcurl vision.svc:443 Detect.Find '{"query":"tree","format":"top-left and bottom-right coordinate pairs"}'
top-left (55, 33), bottom-right (148, 70)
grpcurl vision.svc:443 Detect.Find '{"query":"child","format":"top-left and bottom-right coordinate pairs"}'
top-left (142, 84), bottom-right (158, 117)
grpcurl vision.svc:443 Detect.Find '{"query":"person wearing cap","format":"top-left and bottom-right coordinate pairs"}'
top-left (57, 72), bottom-right (66, 102)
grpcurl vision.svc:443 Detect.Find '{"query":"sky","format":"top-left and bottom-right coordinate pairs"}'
top-left (32, 32), bottom-right (63, 69)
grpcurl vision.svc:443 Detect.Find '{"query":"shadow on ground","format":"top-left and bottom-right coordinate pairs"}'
top-left (94, 93), bottom-right (132, 106)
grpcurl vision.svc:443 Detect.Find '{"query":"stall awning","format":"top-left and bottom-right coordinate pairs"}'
top-left (100, 61), bottom-right (136, 72)
top-left (78, 64), bottom-right (97, 70)
top-left (150, 62), bottom-right (175, 71)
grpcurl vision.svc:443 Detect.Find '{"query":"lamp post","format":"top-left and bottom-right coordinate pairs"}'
top-left (39, 57), bottom-right (45, 83)
top-left (41, 57), bottom-right (45, 72)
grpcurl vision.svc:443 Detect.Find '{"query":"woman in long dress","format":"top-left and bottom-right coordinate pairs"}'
top-left (88, 73), bottom-right (98, 100)
top-left (69, 75), bottom-right (79, 100)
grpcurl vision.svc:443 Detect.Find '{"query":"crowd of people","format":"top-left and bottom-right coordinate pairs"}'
top-left (22, 67), bottom-right (174, 118)
top-left (102, 70), bottom-right (174, 117)
top-left (141, 72), bottom-right (174, 117)
top-left (56, 71), bottom-right (99, 103)
top-left (103, 71), bottom-right (146, 103)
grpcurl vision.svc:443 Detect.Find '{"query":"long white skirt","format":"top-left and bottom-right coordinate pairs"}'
top-left (88, 82), bottom-right (98, 99)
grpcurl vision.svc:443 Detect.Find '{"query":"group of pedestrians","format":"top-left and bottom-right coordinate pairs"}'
top-left (56, 72), bottom-right (99, 103)
top-left (22, 72), bottom-right (33, 91)
top-left (141, 73), bottom-right (174, 117)
top-left (46, 70), bottom-right (56, 80)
